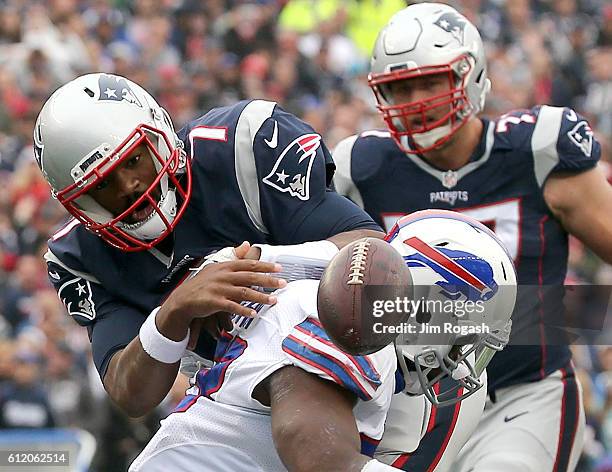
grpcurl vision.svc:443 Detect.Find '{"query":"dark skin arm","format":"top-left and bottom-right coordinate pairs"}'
top-left (264, 366), bottom-right (372, 472)
top-left (246, 229), bottom-right (386, 259)
top-left (104, 243), bottom-right (286, 418)
top-left (104, 230), bottom-right (384, 418)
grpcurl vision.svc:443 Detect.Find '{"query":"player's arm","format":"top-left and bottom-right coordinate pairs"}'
top-left (47, 245), bottom-right (284, 417)
top-left (544, 165), bottom-right (612, 264)
top-left (262, 311), bottom-right (396, 472)
top-left (536, 108), bottom-right (612, 263)
top-left (105, 255), bottom-right (284, 417)
top-left (247, 215), bottom-right (384, 261)
top-left (45, 257), bottom-right (179, 418)
top-left (268, 366), bottom-right (386, 472)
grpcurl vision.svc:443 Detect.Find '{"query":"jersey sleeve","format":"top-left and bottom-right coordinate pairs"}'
top-left (46, 257), bottom-right (108, 328)
top-left (289, 190), bottom-right (382, 242)
top-left (530, 106), bottom-right (601, 187)
top-left (249, 103), bottom-right (379, 242)
top-left (553, 107), bottom-right (600, 173)
top-left (281, 316), bottom-right (392, 401)
top-left (46, 257), bottom-right (144, 379)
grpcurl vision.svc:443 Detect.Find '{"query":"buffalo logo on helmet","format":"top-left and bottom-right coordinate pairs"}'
top-left (433, 11), bottom-right (467, 44)
top-left (403, 236), bottom-right (498, 303)
top-left (567, 121), bottom-right (594, 157)
top-left (263, 133), bottom-right (322, 201)
top-left (97, 74), bottom-right (142, 107)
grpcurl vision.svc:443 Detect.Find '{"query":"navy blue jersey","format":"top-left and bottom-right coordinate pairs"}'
top-left (333, 105), bottom-right (600, 391)
top-left (46, 100), bottom-right (380, 380)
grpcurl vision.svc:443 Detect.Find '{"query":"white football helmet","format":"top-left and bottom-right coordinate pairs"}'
top-left (369, 3), bottom-right (491, 153)
top-left (386, 210), bottom-right (516, 406)
top-left (33, 73), bottom-right (191, 251)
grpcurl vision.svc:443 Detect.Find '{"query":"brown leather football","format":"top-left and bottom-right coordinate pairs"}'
top-left (317, 237), bottom-right (413, 355)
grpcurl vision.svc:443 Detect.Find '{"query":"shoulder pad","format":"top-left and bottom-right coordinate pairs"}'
top-left (47, 221), bottom-right (104, 279)
top-left (331, 134), bottom-right (359, 198)
top-left (282, 316), bottom-right (383, 400)
top-left (349, 131), bottom-right (398, 184)
top-left (530, 106), bottom-right (600, 186)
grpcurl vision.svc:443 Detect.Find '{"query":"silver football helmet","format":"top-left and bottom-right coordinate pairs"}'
top-left (369, 3), bottom-right (491, 153)
top-left (386, 210), bottom-right (516, 406)
top-left (33, 73), bottom-right (191, 251)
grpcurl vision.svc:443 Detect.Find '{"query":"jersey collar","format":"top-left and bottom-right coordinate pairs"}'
top-left (405, 120), bottom-right (495, 189)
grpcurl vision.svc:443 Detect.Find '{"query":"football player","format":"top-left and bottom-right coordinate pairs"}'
top-left (33, 73), bottom-right (383, 418)
top-left (333, 3), bottom-right (612, 471)
top-left (129, 213), bottom-right (516, 471)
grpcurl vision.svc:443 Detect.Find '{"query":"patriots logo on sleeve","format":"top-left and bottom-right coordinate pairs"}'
top-left (567, 121), bottom-right (594, 157)
top-left (97, 74), bottom-right (142, 107)
top-left (263, 133), bottom-right (322, 201)
top-left (403, 237), bottom-right (498, 302)
top-left (57, 277), bottom-right (97, 322)
top-left (433, 11), bottom-right (467, 44)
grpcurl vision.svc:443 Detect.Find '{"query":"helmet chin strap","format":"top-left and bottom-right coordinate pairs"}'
top-left (119, 188), bottom-right (177, 241)
top-left (451, 362), bottom-right (471, 380)
top-left (396, 348), bottom-right (424, 396)
top-left (411, 122), bottom-right (453, 150)
top-left (392, 115), bottom-right (453, 152)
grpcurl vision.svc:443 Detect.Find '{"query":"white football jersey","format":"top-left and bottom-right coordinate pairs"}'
top-left (130, 278), bottom-right (398, 472)
top-left (180, 279), bottom-right (397, 448)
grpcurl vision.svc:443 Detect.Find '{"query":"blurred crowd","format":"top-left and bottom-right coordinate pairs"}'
top-left (0, 0), bottom-right (609, 470)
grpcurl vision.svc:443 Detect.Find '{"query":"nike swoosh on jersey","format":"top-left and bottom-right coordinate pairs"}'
top-left (264, 120), bottom-right (278, 148)
top-left (49, 271), bottom-right (61, 280)
top-left (503, 411), bottom-right (529, 422)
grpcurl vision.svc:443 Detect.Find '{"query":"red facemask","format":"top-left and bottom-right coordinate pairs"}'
top-left (369, 55), bottom-right (473, 154)
top-left (55, 124), bottom-right (192, 251)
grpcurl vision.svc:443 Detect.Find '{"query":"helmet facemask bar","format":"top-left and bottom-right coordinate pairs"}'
top-left (56, 123), bottom-right (191, 251)
top-left (369, 55), bottom-right (474, 154)
top-left (410, 343), bottom-right (483, 407)
top-left (403, 318), bottom-right (511, 408)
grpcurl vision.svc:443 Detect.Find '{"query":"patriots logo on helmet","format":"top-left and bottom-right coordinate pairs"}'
top-left (433, 11), bottom-right (467, 44)
top-left (33, 123), bottom-right (44, 170)
top-left (403, 237), bottom-right (498, 303)
top-left (263, 133), bottom-right (322, 201)
top-left (57, 277), bottom-right (97, 324)
top-left (97, 74), bottom-right (142, 107)
top-left (567, 121), bottom-right (594, 157)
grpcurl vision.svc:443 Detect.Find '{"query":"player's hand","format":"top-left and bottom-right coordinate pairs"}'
top-left (165, 256), bottom-right (287, 322)
top-left (188, 313), bottom-right (233, 347)
top-left (235, 241), bottom-right (261, 260)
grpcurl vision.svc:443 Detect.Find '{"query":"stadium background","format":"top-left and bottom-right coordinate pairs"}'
top-left (0, 0), bottom-right (609, 470)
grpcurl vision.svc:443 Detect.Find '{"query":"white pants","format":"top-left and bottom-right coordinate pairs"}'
top-left (454, 367), bottom-right (585, 472)
top-left (375, 371), bottom-right (487, 471)
top-left (129, 396), bottom-right (286, 472)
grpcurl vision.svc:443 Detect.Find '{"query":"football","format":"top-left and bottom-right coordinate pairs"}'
top-left (317, 237), bottom-right (413, 355)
